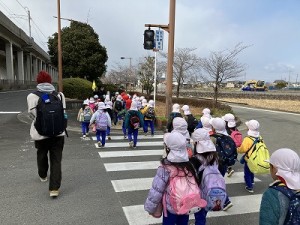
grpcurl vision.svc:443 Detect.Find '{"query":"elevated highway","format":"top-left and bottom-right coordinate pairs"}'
top-left (0, 11), bottom-right (57, 89)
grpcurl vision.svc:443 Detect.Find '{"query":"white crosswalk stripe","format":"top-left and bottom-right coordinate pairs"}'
top-left (122, 194), bottom-right (263, 225)
top-left (111, 172), bottom-right (261, 192)
top-left (95, 141), bottom-right (163, 148)
top-left (92, 132), bottom-right (265, 225)
top-left (104, 161), bottom-right (161, 172)
top-left (99, 149), bottom-right (164, 158)
top-left (92, 134), bottom-right (164, 141)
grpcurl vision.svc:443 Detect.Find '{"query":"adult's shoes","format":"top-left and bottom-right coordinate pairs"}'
top-left (40, 177), bottom-right (48, 182)
top-left (49, 190), bottom-right (59, 197)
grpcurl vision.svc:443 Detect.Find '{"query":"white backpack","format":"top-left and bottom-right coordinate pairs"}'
top-left (95, 112), bottom-right (108, 131)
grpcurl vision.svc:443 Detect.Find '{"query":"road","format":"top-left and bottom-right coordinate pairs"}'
top-left (0, 90), bottom-right (299, 225)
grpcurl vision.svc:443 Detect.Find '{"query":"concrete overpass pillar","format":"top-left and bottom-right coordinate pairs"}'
top-left (5, 41), bottom-right (14, 81)
top-left (25, 54), bottom-right (31, 83)
top-left (17, 50), bottom-right (24, 84)
top-left (33, 56), bottom-right (38, 78)
top-left (39, 59), bottom-right (43, 71)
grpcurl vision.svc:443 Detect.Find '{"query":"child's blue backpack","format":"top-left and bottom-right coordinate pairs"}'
top-left (212, 133), bottom-right (237, 167)
top-left (271, 184), bottom-right (300, 225)
top-left (200, 164), bottom-right (227, 211)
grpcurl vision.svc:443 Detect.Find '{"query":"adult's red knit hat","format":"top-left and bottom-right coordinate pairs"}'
top-left (36, 70), bottom-right (52, 84)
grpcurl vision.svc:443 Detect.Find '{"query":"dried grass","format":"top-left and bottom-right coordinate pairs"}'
top-left (155, 98), bottom-right (300, 118)
top-left (220, 98), bottom-right (300, 113)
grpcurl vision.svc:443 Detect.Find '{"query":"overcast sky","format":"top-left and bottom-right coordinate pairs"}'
top-left (1, 0), bottom-right (300, 82)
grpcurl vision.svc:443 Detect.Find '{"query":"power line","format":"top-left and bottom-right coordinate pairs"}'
top-left (31, 19), bottom-right (48, 39)
top-left (15, 0), bottom-right (28, 13)
top-left (31, 25), bottom-right (48, 50)
top-left (0, 0), bottom-right (49, 51)
top-left (0, 0), bottom-right (28, 31)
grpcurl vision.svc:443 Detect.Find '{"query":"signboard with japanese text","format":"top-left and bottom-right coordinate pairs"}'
top-left (155, 30), bottom-right (164, 50)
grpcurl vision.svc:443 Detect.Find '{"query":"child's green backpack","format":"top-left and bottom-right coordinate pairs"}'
top-left (245, 137), bottom-right (270, 174)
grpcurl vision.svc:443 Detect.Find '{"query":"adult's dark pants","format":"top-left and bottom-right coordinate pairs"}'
top-left (35, 136), bottom-right (64, 191)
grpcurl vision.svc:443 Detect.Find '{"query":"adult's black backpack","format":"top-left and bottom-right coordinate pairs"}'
top-left (271, 183), bottom-right (300, 225)
top-left (34, 91), bottom-right (65, 137)
top-left (212, 133), bottom-right (237, 167)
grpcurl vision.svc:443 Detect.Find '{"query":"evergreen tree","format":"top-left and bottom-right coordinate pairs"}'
top-left (48, 21), bottom-right (108, 81)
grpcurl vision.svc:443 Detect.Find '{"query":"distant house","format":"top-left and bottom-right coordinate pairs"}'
top-left (225, 80), bottom-right (244, 88)
top-left (273, 80), bottom-right (287, 85)
top-left (225, 81), bottom-right (235, 88)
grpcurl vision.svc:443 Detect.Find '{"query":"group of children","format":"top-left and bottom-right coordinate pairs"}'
top-left (77, 95), bottom-right (112, 147)
top-left (144, 103), bottom-right (300, 225)
top-left (77, 92), bottom-right (156, 148)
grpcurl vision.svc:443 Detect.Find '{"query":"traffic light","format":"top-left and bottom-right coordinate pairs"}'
top-left (144, 29), bottom-right (155, 50)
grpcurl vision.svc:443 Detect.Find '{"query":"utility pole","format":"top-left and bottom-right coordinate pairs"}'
top-left (26, 8), bottom-right (32, 38)
top-left (57, 0), bottom-right (63, 92)
top-left (145, 0), bottom-right (176, 117)
top-left (153, 50), bottom-right (157, 108)
top-left (166, 0), bottom-right (176, 117)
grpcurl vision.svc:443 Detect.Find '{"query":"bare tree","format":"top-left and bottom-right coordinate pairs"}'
top-left (138, 56), bottom-right (155, 96)
top-left (104, 63), bottom-right (137, 91)
top-left (155, 60), bottom-right (167, 94)
top-left (160, 48), bottom-right (201, 97)
top-left (200, 43), bottom-right (249, 105)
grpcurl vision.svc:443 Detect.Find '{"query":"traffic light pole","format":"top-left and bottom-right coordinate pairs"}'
top-left (145, 0), bottom-right (176, 118)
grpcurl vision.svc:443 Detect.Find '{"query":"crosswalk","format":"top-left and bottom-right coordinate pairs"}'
top-left (88, 129), bottom-right (266, 225)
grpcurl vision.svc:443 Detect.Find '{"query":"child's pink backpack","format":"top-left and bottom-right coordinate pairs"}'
top-left (164, 165), bottom-right (207, 215)
top-left (230, 130), bottom-right (243, 147)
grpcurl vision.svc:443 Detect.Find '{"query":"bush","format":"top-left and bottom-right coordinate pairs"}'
top-left (63, 78), bottom-right (94, 100)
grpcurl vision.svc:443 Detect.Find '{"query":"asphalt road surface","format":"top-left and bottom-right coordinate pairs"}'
top-left (0, 90), bottom-right (299, 225)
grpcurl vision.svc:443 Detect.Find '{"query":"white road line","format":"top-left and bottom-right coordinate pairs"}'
top-left (123, 194), bottom-right (263, 225)
top-left (111, 172), bottom-right (261, 192)
top-left (92, 134), bottom-right (164, 141)
top-left (95, 141), bottom-right (163, 148)
top-left (99, 150), bottom-right (164, 158)
top-left (229, 104), bottom-right (300, 116)
top-left (104, 161), bottom-right (161, 172)
top-left (0, 111), bottom-right (21, 114)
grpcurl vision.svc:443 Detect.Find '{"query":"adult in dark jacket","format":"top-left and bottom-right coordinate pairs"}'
top-left (27, 71), bottom-right (66, 198)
